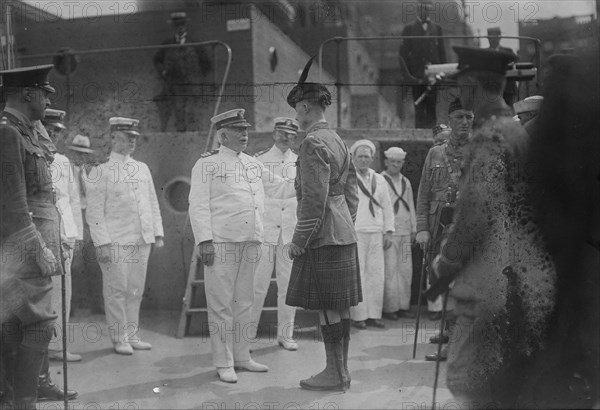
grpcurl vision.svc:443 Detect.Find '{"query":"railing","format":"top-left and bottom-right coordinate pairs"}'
top-left (317, 35), bottom-right (542, 127)
top-left (18, 40), bottom-right (233, 150)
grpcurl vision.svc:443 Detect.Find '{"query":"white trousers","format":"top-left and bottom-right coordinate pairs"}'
top-left (98, 242), bottom-right (151, 344)
top-left (383, 234), bottom-right (413, 312)
top-left (351, 232), bottom-right (385, 321)
top-left (249, 236), bottom-right (296, 341)
top-left (204, 242), bottom-right (260, 368)
top-left (48, 247), bottom-right (73, 352)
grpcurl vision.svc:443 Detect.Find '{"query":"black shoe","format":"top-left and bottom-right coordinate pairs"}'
top-left (352, 320), bottom-right (366, 329)
top-left (396, 310), bottom-right (416, 319)
top-left (37, 381), bottom-right (78, 402)
top-left (429, 334), bottom-right (449, 344)
top-left (429, 312), bottom-right (442, 321)
top-left (366, 319), bottom-right (385, 328)
top-left (424, 352), bottom-right (447, 362)
top-left (382, 312), bottom-right (399, 321)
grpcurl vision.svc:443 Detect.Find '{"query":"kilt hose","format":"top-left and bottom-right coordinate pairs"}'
top-left (286, 243), bottom-right (362, 311)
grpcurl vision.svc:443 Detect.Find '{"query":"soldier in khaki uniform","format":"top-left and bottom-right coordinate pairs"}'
top-left (285, 57), bottom-right (361, 392)
top-left (0, 65), bottom-right (64, 409)
top-left (431, 46), bottom-right (556, 406)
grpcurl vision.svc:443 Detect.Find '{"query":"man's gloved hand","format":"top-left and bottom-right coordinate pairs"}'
top-left (416, 231), bottom-right (430, 251)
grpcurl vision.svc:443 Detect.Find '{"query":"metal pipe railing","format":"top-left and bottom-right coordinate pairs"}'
top-left (317, 35), bottom-right (542, 127)
top-left (19, 40), bottom-right (233, 151)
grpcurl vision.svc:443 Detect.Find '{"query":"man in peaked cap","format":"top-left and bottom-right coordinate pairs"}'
top-left (380, 147), bottom-right (417, 321)
top-left (153, 11), bottom-right (212, 132)
top-left (189, 109), bottom-right (295, 383)
top-left (85, 117), bottom-right (164, 356)
top-left (284, 57), bottom-right (360, 392)
top-left (250, 117), bottom-right (300, 352)
top-left (451, 46), bottom-right (517, 127)
top-left (349, 139), bottom-right (395, 330)
top-left (429, 45), bottom-right (552, 406)
top-left (415, 97), bottom-right (473, 361)
top-left (0, 64), bottom-right (63, 408)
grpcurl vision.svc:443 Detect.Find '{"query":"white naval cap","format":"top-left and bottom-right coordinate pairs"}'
top-left (211, 109), bottom-right (252, 130)
top-left (109, 117), bottom-right (140, 136)
top-left (350, 139), bottom-right (376, 156)
top-left (384, 147), bottom-right (407, 160)
top-left (43, 109), bottom-right (67, 130)
top-left (513, 95), bottom-right (544, 114)
top-left (273, 117), bottom-right (299, 134)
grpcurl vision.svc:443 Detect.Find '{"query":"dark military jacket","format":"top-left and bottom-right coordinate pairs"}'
top-left (0, 108), bottom-right (62, 278)
top-left (416, 140), bottom-right (466, 235)
top-left (436, 115), bottom-right (556, 398)
top-left (153, 33), bottom-right (212, 84)
top-left (292, 122), bottom-right (358, 249)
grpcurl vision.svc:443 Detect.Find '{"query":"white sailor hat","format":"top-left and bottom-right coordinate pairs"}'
top-left (211, 109), bottom-right (252, 130)
top-left (350, 139), bottom-right (376, 156)
top-left (273, 117), bottom-right (299, 134)
top-left (43, 109), bottom-right (67, 130)
top-left (109, 117), bottom-right (140, 136)
top-left (513, 95), bottom-right (544, 114)
top-left (384, 147), bottom-right (407, 160)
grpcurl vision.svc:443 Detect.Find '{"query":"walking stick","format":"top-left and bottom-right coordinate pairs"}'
top-left (432, 289), bottom-right (450, 410)
top-left (412, 247), bottom-right (428, 359)
top-left (61, 270), bottom-right (68, 410)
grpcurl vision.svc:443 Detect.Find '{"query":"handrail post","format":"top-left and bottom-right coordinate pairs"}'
top-left (335, 38), bottom-right (342, 128)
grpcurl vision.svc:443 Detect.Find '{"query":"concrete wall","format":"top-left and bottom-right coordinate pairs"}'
top-left (84, 128), bottom-right (432, 311)
top-left (250, 6), bottom-right (341, 131)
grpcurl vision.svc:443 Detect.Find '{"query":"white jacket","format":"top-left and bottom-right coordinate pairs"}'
top-left (255, 145), bottom-right (297, 244)
top-left (189, 145), bottom-right (295, 245)
top-left (86, 151), bottom-right (164, 246)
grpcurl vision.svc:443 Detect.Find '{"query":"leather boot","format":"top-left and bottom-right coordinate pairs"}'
top-left (0, 342), bottom-right (18, 407)
top-left (341, 319), bottom-right (351, 389)
top-left (300, 322), bottom-right (347, 391)
top-left (14, 345), bottom-right (45, 410)
top-left (37, 350), bottom-right (78, 402)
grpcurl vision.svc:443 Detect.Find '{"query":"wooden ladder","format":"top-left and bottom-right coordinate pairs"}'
top-left (176, 247), bottom-right (207, 338)
top-left (176, 247), bottom-right (279, 338)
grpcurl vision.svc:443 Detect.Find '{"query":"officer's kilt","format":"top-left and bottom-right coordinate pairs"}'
top-left (286, 243), bottom-right (362, 310)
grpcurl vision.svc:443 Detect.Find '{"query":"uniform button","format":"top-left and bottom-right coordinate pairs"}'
top-left (277, 225), bottom-right (281, 228)
top-left (282, 208), bottom-right (285, 211)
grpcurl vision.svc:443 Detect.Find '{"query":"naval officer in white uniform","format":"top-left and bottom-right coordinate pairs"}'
top-left (86, 117), bottom-right (164, 355)
top-left (250, 117), bottom-right (299, 351)
top-left (189, 109), bottom-right (295, 383)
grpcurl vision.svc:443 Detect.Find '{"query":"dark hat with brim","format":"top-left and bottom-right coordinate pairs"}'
top-left (287, 56), bottom-right (332, 108)
top-left (168, 12), bottom-right (189, 25)
top-left (0, 64), bottom-right (56, 93)
top-left (450, 46), bottom-right (517, 78)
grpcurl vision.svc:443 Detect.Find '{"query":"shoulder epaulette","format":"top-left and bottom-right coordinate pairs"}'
top-left (0, 116), bottom-right (7, 126)
top-left (199, 149), bottom-right (218, 159)
top-left (254, 148), bottom-right (270, 157)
